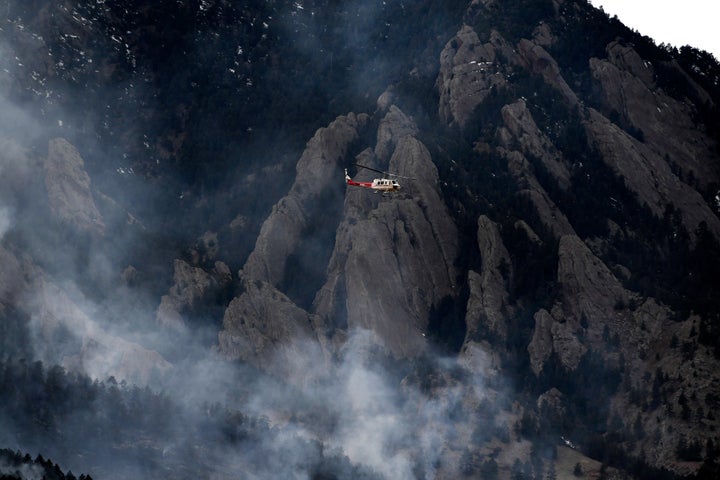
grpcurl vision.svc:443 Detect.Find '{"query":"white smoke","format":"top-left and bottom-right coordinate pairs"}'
top-left (329, 332), bottom-right (415, 479)
top-left (0, 5), bottom-right (514, 479)
top-left (0, 207), bottom-right (12, 240)
top-left (229, 329), bottom-right (502, 480)
top-left (0, 459), bottom-right (44, 480)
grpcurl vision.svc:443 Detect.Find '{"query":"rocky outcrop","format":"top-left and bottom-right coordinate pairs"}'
top-left (219, 113), bottom-right (369, 371)
top-left (218, 274), bottom-right (325, 380)
top-left (314, 105), bottom-right (460, 357)
top-left (590, 42), bottom-right (720, 191)
top-left (500, 100), bottom-right (572, 190)
top-left (464, 216), bottom-right (512, 343)
top-left (44, 138), bottom-right (105, 236)
top-left (527, 307), bottom-right (587, 374)
top-left (604, 41), bottom-right (655, 89)
top-left (156, 259), bottom-right (231, 331)
top-left (517, 39), bottom-right (578, 105)
top-left (584, 108), bottom-right (720, 242)
top-left (529, 234), bottom-right (645, 374)
top-left (26, 272), bottom-right (172, 385)
top-left (497, 147), bottom-right (575, 239)
top-left (536, 387), bottom-right (566, 423)
top-left (492, 98), bottom-right (578, 240)
top-left (553, 235), bottom-right (670, 363)
top-left (243, 113), bottom-right (368, 286)
top-left (1, 189), bottom-right (168, 385)
top-left (375, 105), bottom-right (419, 162)
top-left (556, 234), bottom-right (628, 326)
top-left (220, 101), bottom-right (462, 363)
top-left (0, 136), bottom-right (172, 385)
top-left (528, 309), bottom-right (554, 375)
top-left (437, 26), bottom-right (511, 129)
top-left (532, 22), bottom-right (555, 47)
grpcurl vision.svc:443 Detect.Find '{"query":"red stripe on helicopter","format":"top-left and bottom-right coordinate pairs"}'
top-left (346, 179), bottom-right (373, 188)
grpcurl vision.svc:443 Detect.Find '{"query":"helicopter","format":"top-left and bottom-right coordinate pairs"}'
top-left (344, 163), bottom-right (412, 193)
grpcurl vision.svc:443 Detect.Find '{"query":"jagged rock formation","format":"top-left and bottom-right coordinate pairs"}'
top-left (156, 258), bottom-right (232, 331)
top-left (2, 0), bottom-right (720, 478)
top-left (219, 275), bottom-right (326, 381)
top-left (584, 108), bottom-right (720, 242)
top-left (218, 113), bottom-right (368, 370)
top-left (464, 215), bottom-right (512, 343)
top-left (317, 104), bottom-right (460, 357)
top-left (0, 133), bottom-right (169, 385)
top-left (517, 38), bottom-right (578, 105)
top-left (590, 42), bottom-right (718, 190)
top-left (221, 102), bottom-right (461, 365)
top-left (44, 138), bottom-right (106, 236)
top-left (0, 244), bottom-right (171, 385)
top-left (500, 99), bottom-right (572, 190)
top-left (437, 26), bottom-right (510, 129)
top-left (242, 113), bottom-right (368, 285)
top-left (211, 2), bottom-right (720, 474)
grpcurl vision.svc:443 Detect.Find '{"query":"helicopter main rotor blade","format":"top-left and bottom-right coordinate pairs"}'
top-left (353, 163), bottom-right (386, 174)
top-left (353, 163), bottom-right (415, 180)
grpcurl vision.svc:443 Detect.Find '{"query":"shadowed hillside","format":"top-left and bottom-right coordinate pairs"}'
top-left (1, 0), bottom-right (719, 478)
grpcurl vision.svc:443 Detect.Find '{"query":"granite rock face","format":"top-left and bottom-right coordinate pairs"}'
top-left (219, 113), bottom-right (370, 371)
top-left (156, 259), bottom-right (232, 331)
top-left (44, 138), bottom-right (106, 236)
top-left (2, 0), bottom-right (720, 476)
top-left (437, 26), bottom-right (512, 129)
top-left (464, 215), bottom-right (512, 344)
top-left (220, 103), bottom-right (460, 366)
top-left (313, 106), bottom-right (460, 358)
top-left (218, 274), bottom-right (325, 381)
top-left (242, 113), bottom-right (368, 286)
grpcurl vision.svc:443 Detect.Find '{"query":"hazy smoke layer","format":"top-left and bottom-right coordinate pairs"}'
top-left (0, 460), bottom-right (44, 480)
top-left (0, 3), bottom-right (502, 478)
top-left (0, 207), bottom-right (11, 240)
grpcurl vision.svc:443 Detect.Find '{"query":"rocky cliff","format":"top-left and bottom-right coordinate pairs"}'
top-left (1, 0), bottom-right (720, 479)
top-left (211, 8), bottom-right (720, 471)
top-left (0, 138), bottom-right (169, 385)
top-left (219, 103), bottom-right (460, 364)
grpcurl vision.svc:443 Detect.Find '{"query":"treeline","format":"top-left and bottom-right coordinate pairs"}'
top-left (0, 357), bottom-right (182, 477)
top-left (0, 448), bottom-right (91, 480)
top-left (0, 357), bottom-right (384, 479)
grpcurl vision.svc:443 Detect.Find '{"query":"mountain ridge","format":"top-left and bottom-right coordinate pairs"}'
top-left (1, 0), bottom-right (719, 478)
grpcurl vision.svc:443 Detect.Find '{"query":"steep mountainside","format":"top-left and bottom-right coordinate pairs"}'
top-left (1, 0), bottom-right (719, 479)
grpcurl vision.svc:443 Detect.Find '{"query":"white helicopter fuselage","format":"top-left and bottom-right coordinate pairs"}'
top-left (370, 178), bottom-right (401, 191)
top-left (345, 169), bottom-right (402, 192)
